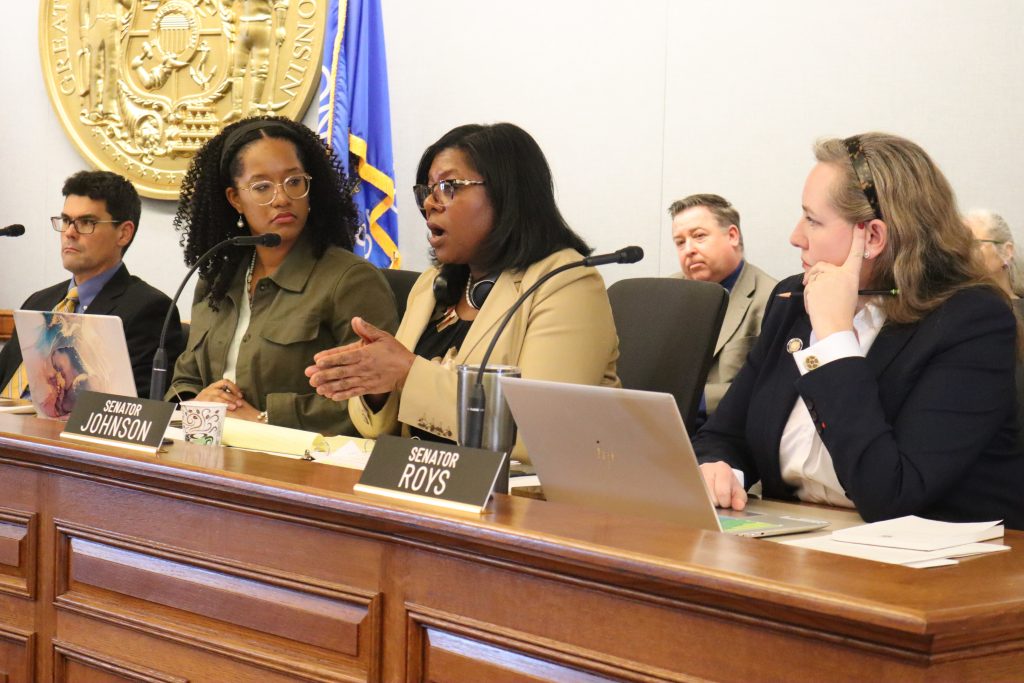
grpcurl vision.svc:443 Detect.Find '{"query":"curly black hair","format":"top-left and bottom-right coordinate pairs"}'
top-left (174, 115), bottom-right (358, 306)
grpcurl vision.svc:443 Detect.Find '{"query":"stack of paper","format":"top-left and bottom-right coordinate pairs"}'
top-left (165, 414), bottom-right (374, 470)
top-left (780, 516), bottom-right (1008, 568)
top-left (221, 418), bottom-right (375, 469)
top-left (222, 418), bottom-right (331, 458)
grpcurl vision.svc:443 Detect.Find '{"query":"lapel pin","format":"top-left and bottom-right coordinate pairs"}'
top-left (786, 338), bottom-right (804, 354)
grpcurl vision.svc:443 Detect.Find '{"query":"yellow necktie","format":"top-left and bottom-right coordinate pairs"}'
top-left (1, 287), bottom-right (80, 399)
top-left (53, 286), bottom-right (79, 314)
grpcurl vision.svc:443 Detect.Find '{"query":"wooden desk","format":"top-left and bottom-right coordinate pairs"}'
top-left (0, 413), bottom-right (1021, 682)
top-left (0, 310), bottom-right (13, 343)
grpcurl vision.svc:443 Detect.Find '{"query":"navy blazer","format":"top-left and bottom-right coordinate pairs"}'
top-left (693, 275), bottom-right (1024, 529)
top-left (0, 264), bottom-right (184, 399)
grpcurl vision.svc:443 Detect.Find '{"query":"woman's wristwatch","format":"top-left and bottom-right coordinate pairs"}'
top-left (257, 411), bottom-right (269, 424)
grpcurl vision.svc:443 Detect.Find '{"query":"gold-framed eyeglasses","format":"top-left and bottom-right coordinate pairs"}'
top-left (412, 179), bottom-right (485, 211)
top-left (974, 239), bottom-right (1006, 246)
top-left (240, 174), bottom-right (312, 205)
top-left (50, 216), bottom-right (121, 234)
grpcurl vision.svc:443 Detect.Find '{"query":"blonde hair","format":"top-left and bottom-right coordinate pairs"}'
top-left (814, 133), bottom-right (1003, 324)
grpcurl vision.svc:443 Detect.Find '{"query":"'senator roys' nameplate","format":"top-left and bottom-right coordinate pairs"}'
top-left (61, 391), bottom-right (175, 454)
top-left (39, 0), bottom-right (326, 199)
top-left (354, 435), bottom-right (508, 514)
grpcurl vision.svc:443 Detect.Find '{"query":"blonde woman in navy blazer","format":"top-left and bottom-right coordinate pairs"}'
top-left (694, 133), bottom-right (1023, 528)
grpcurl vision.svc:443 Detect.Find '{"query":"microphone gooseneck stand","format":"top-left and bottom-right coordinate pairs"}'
top-left (462, 246), bottom-right (644, 449)
top-left (148, 233), bottom-right (282, 400)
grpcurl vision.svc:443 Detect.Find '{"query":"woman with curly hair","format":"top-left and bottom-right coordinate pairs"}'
top-left (167, 116), bottom-right (398, 435)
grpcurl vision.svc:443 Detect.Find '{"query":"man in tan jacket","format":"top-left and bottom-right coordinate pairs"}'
top-left (669, 194), bottom-right (776, 426)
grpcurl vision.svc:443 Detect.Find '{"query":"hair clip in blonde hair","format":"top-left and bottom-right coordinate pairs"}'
top-left (844, 136), bottom-right (884, 221)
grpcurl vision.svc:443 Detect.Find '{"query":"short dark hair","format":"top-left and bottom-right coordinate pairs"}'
top-left (668, 193), bottom-right (743, 249)
top-left (62, 170), bottom-right (142, 254)
top-left (174, 116), bottom-right (357, 306)
top-left (416, 123), bottom-right (591, 292)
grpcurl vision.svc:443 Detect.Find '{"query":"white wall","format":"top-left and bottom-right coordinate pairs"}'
top-left (3, 0), bottom-right (1023, 315)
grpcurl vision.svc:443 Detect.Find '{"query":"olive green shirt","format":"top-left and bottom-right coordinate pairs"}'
top-left (168, 236), bottom-right (398, 435)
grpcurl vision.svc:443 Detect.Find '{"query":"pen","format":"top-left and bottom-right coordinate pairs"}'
top-left (776, 288), bottom-right (899, 299)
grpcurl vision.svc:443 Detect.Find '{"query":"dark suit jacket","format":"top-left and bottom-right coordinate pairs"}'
top-left (0, 264), bottom-right (184, 399)
top-left (693, 275), bottom-right (1024, 529)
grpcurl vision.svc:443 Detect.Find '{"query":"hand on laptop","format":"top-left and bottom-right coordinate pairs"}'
top-left (700, 461), bottom-right (747, 510)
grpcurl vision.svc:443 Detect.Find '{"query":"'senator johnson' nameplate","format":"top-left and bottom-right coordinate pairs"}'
top-left (61, 391), bottom-right (175, 454)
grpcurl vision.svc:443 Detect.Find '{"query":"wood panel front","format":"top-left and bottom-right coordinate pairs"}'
top-left (0, 312), bottom-right (12, 344)
top-left (0, 413), bottom-right (1021, 682)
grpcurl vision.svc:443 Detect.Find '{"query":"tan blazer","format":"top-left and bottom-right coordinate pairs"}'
top-left (350, 248), bottom-right (620, 456)
top-left (702, 261), bottom-right (776, 413)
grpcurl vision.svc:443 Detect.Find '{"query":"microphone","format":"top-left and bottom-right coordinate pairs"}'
top-left (149, 232), bottom-right (282, 400)
top-left (463, 246), bottom-right (644, 449)
top-left (230, 234), bottom-right (281, 247)
top-left (0, 224), bottom-right (25, 237)
top-left (582, 245), bottom-right (643, 267)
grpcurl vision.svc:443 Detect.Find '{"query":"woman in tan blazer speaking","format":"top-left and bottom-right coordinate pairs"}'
top-left (306, 123), bottom-right (620, 447)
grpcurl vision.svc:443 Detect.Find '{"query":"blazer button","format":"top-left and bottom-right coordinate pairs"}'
top-left (804, 355), bottom-right (820, 371)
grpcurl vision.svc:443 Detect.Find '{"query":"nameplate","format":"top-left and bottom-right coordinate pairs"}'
top-left (354, 435), bottom-right (507, 514)
top-left (61, 391), bottom-right (175, 454)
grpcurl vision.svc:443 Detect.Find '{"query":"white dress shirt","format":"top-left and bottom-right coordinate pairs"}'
top-left (222, 284), bottom-right (252, 384)
top-left (777, 302), bottom-right (886, 506)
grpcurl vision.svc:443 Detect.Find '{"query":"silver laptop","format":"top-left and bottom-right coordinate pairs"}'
top-left (500, 377), bottom-right (828, 538)
top-left (14, 310), bottom-right (137, 419)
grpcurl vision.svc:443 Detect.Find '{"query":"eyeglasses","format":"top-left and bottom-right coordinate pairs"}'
top-left (412, 179), bottom-right (485, 211)
top-left (50, 216), bottom-right (121, 234)
top-left (974, 238), bottom-right (1005, 245)
top-left (239, 174), bottom-right (312, 205)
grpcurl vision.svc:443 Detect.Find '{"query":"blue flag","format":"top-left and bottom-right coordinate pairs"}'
top-left (317, 0), bottom-right (400, 268)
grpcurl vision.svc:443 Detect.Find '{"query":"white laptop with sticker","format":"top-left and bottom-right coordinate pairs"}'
top-left (14, 310), bottom-right (136, 420)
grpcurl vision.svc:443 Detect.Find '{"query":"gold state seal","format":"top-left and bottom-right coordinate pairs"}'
top-left (40, 0), bottom-right (326, 200)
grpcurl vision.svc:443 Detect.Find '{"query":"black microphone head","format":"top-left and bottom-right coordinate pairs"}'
top-left (230, 233), bottom-right (282, 247)
top-left (1, 224), bottom-right (25, 236)
top-left (618, 246), bottom-right (644, 263)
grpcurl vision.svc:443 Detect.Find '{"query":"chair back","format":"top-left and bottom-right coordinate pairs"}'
top-left (381, 269), bottom-right (421, 320)
top-left (1015, 362), bottom-right (1024, 455)
top-left (607, 277), bottom-right (728, 434)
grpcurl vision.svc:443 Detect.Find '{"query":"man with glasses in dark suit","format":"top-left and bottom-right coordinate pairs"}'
top-left (0, 171), bottom-right (184, 401)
